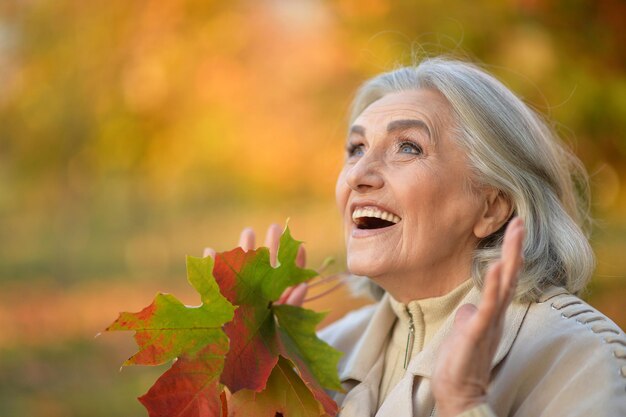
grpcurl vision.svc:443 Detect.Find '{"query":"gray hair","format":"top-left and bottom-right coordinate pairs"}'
top-left (348, 57), bottom-right (595, 303)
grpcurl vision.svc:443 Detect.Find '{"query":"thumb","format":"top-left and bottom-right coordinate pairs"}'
top-left (454, 303), bottom-right (478, 327)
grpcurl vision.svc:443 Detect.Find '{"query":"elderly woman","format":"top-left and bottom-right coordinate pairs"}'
top-left (225, 57), bottom-right (626, 416)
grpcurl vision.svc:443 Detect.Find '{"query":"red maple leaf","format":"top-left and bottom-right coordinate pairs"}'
top-left (107, 226), bottom-right (343, 417)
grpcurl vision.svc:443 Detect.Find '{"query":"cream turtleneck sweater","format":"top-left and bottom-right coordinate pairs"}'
top-left (378, 279), bottom-right (474, 406)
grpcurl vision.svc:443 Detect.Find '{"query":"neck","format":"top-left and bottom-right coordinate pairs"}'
top-left (372, 261), bottom-right (473, 303)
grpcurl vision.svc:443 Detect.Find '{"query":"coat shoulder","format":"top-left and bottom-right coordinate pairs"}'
top-left (520, 289), bottom-right (626, 372)
top-left (528, 289), bottom-right (626, 347)
top-left (318, 302), bottom-right (378, 351)
top-left (494, 289), bottom-right (626, 416)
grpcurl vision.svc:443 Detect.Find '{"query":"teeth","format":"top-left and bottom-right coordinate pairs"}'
top-left (352, 207), bottom-right (401, 224)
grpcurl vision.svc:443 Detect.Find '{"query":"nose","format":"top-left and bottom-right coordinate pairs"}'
top-left (345, 154), bottom-right (384, 193)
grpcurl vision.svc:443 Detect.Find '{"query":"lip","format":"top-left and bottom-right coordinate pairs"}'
top-left (349, 221), bottom-right (399, 238)
top-left (349, 200), bottom-right (401, 220)
top-left (347, 199), bottom-right (401, 238)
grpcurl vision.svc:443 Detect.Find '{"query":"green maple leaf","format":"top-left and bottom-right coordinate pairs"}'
top-left (213, 227), bottom-right (314, 391)
top-left (274, 303), bottom-right (343, 410)
top-left (213, 227), bottom-right (342, 416)
top-left (107, 256), bottom-right (235, 416)
top-left (108, 226), bottom-right (343, 417)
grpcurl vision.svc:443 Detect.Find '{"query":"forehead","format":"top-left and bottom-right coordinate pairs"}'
top-left (353, 89), bottom-right (453, 137)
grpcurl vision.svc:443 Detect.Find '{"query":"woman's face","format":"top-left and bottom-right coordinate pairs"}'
top-left (335, 89), bottom-right (487, 299)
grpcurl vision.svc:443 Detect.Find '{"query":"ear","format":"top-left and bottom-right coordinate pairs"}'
top-left (473, 188), bottom-right (513, 239)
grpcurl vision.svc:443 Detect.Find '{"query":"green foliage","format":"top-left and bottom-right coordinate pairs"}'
top-left (230, 356), bottom-right (325, 417)
top-left (108, 256), bottom-right (235, 366)
top-left (107, 227), bottom-right (342, 416)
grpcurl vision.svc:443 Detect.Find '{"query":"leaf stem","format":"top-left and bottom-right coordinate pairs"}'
top-left (303, 278), bottom-right (346, 303)
top-left (307, 273), bottom-right (343, 288)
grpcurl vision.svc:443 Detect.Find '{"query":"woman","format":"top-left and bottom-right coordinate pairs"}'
top-left (210, 57), bottom-right (626, 416)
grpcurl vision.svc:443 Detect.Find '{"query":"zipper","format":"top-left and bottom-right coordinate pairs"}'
top-left (429, 405), bottom-right (436, 416)
top-left (403, 306), bottom-right (415, 369)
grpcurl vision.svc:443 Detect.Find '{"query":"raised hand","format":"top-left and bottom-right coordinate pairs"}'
top-left (432, 217), bottom-right (525, 416)
top-left (203, 223), bottom-right (308, 306)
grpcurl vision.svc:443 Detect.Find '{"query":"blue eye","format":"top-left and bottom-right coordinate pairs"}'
top-left (347, 143), bottom-right (365, 158)
top-left (399, 141), bottom-right (422, 155)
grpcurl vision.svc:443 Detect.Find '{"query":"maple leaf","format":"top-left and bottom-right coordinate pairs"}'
top-left (274, 304), bottom-right (343, 415)
top-left (108, 226), bottom-right (343, 417)
top-left (107, 256), bottom-right (235, 416)
top-left (138, 343), bottom-right (229, 417)
top-left (212, 227), bottom-right (342, 416)
top-left (227, 304), bottom-right (343, 417)
top-left (212, 227), bottom-right (319, 393)
top-left (229, 356), bottom-right (326, 417)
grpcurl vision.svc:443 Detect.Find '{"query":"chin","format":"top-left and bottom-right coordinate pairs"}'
top-left (346, 253), bottom-right (389, 278)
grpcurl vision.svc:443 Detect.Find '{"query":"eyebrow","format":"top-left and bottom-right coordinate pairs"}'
top-left (387, 119), bottom-right (431, 138)
top-left (349, 125), bottom-right (366, 136)
top-left (349, 119), bottom-right (432, 139)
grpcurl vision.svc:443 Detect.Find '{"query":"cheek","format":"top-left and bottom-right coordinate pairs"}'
top-left (400, 172), bottom-right (476, 235)
top-left (400, 172), bottom-right (442, 217)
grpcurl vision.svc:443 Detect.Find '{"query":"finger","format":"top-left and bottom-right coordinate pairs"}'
top-left (296, 245), bottom-right (306, 268)
top-left (499, 218), bottom-right (525, 308)
top-left (277, 286), bottom-right (294, 304)
top-left (285, 283), bottom-right (308, 306)
top-left (203, 247), bottom-right (216, 258)
top-left (264, 223), bottom-right (282, 267)
top-left (238, 227), bottom-right (256, 252)
top-left (277, 245), bottom-right (307, 304)
top-left (502, 218), bottom-right (524, 275)
top-left (454, 303), bottom-right (478, 327)
top-left (475, 261), bottom-right (503, 335)
top-left (496, 223), bottom-right (523, 329)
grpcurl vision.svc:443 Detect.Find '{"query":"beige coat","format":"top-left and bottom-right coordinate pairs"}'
top-left (319, 286), bottom-right (626, 417)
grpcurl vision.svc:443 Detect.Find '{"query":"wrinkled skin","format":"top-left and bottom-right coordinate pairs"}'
top-left (208, 89), bottom-right (525, 416)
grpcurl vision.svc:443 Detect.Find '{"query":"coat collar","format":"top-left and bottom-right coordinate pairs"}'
top-left (339, 292), bottom-right (396, 383)
top-left (339, 285), bottom-right (531, 383)
top-left (538, 285), bottom-right (568, 302)
top-left (407, 285), bottom-right (530, 378)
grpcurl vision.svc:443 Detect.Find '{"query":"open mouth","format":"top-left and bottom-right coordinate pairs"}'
top-left (352, 206), bottom-right (401, 230)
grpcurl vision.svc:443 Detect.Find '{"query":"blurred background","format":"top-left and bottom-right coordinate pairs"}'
top-left (1, 0), bottom-right (625, 416)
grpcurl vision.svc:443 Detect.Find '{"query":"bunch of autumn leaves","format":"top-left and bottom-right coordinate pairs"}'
top-left (107, 228), bottom-right (343, 417)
